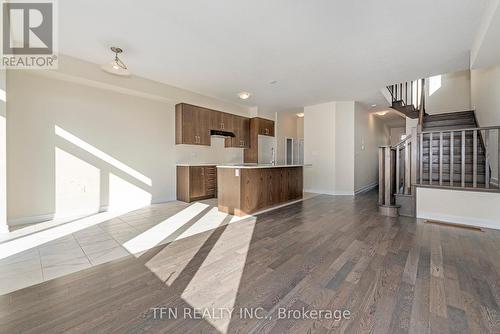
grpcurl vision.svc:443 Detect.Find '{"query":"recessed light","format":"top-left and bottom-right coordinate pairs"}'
top-left (376, 111), bottom-right (388, 116)
top-left (296, 113), bottom-right (304, 118)
top-left (238, 92), bottom-right (251, 100)
top-left (270, 80), bottom-right (278, 85)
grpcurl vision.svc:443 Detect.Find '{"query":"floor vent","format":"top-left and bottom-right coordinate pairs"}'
top-left (424, 220), bottom-right (483, 232)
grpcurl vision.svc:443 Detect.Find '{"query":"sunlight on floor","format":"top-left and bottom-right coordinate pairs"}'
top-left (144, 207), bottom-right (231, 285)
top-left (181, 217), bottom-right (256, 333)
top-left (0, 210), bottom-right (131, 260)
top-left (123, 202), bottom-right (210, 255)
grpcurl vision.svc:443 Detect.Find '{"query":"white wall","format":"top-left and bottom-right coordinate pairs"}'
top-left (6, 55), bottom-right (251, 223)
top-left (275, 110), bottom-right (302, 164)
top-left (304, 101), bottom-right (355, 195)
top-left (354, 103), bottom-right (390, 193)
top-left (335, 102), bottom-right (355, 194)
top-left (425, 70), bottom-right (471, 115)
top-left (417, 187), bottom-right (500, 230)
top-left (405, 117), bottom-right (419, 135)
top-left (297, 117), bottom-right (304, 138)
top-left (0, 70), bottom-right (7, 232)
top-left (471, 64), bottom-right (500, 184)
top-left (304, 102), bottom-right (336, 194)
top-left (390, 127), bottom-right (406, 146)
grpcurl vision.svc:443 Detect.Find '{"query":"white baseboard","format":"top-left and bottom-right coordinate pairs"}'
top-left (491, 177), bottom-right (499, 187)
top-left (417, 211), bottom-right (500, 231)
top-left (355, 182), bottom-right (378, 195)
top-left (304, 189), bottom-right (355, 196)
top-left (8, 213), bottom-right (55, 226)
top-left (151, 196), bottom-right (176, 204)
top-left (7, 197), bottom-right (176, 227)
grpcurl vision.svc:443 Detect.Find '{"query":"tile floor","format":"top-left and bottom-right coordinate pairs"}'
top-left (0, 194), bottom-right (317, 295)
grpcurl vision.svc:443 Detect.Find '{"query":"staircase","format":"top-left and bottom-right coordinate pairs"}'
top-left (420, 111), bottom-right (488, 187)
top-left (387, 79), bottom-right (426, 120)
top-left (379, 78), bottom-right (500, 218)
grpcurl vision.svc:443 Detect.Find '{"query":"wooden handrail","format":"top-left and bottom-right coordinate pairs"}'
top-left (420, 125), bottom-right (500, 134)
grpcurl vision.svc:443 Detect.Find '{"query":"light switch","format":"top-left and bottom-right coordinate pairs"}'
top-left (235, 169), bottom-right (240, 177)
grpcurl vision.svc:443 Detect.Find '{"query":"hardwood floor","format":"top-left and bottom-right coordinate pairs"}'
top-left (1, 191), bottom-right (500, 333)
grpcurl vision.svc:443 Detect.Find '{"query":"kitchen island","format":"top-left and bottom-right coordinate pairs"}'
top-left (217, 164), bottom-right (305, 216)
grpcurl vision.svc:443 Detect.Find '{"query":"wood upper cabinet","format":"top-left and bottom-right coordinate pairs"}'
top-left (177, 165), bottom-right (217, 202)
top-left (210, 111), bottom-right (233, 132)
top-left (226, 115), bottom-right (250, 148)
top-left (257, 118), bottom-right (275, 136)
top-left (176, 103), bottom-right (210, 146)
top-left (176, 103), bottom-right (251, 148)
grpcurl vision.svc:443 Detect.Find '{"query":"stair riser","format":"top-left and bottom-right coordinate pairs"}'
top-left (421, 156), bottom-right (485, 164)
top-left (424, 111), bottom-right (475, 120)
top-left (422, 166), bottom-right (487, 174)
top-left (423, 119), bottom-right (476, 128)
top-left (421, 174), bottom-right (486, 183)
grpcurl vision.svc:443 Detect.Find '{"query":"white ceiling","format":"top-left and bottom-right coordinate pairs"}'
top-left (59, 0), bottom-right (489, 110)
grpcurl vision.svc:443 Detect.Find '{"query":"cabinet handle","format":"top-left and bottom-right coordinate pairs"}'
top-left (201, 168), bottom-right (204, 176)
top-left (221, 122), bottom-right (224, 130)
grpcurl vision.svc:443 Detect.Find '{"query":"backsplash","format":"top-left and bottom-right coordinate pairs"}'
top-left (176, 137), bottom-right (244, 164)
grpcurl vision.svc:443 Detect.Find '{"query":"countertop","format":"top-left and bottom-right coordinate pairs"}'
top-left (216, 164), bottom-right (311, 169)
top-left (176, 163), bottom-right (218, 166)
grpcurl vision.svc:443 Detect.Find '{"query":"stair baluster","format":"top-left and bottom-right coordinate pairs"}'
top-left (485, 130), bottom-right (490, 189)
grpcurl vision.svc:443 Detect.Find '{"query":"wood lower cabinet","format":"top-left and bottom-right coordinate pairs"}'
top-left (218, 166), bottom-right (303, 216)
top-left (177, 165), bottom-right (217, 202)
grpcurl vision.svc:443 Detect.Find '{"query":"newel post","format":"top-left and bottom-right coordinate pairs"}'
top-left (378, 145), bottom-right (399, 217)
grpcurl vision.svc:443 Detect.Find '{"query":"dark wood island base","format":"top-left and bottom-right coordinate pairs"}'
top-left (217, 165), bottom-right (303, 216)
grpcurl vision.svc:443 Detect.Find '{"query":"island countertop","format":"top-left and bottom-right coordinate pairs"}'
top-left (216, 164), bottom-right (311, 169)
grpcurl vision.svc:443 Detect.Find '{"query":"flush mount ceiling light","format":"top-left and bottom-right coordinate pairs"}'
top-left (101, 47), bottom-right (130, 77)
top-left (371, 104), bottom-right (377, 108)
top-left (296, 112), bottom-right (304, 118)
top-left (376, 111), bottom-right (388, 116)
top-left (238, 91), bottom-right (251, 100)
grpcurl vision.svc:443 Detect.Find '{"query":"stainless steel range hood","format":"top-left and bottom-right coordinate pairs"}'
top-left (210, 130), bottom-right (235, 137)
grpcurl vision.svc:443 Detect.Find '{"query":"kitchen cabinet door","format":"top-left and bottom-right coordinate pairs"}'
top-left (189, 166), bottom-right (206, 199)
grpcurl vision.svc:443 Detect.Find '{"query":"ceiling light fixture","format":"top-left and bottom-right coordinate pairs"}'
top-left (371, 104), bottom-right (377, 108)
top-left (101, 47), bottom-right (130, 76)
top-left (376, 111), bottom-right (388, 116)
top-left (238, 91), bottom-right (251, 100)
top-left (296, 112), bottom-right (304, 118)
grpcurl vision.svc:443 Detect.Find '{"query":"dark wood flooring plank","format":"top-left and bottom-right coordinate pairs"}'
top-left (0, 191), bottom-right (499, 334)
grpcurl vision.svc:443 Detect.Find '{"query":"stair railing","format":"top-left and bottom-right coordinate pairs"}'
top-left (387, 79), bottom-right (425, 110)
top-left (417, 126), bottom-right (500, 190)
top-left (378, 128), bottom-right (418, 210)
top-left (387, 78), bottom-right (426, 126)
